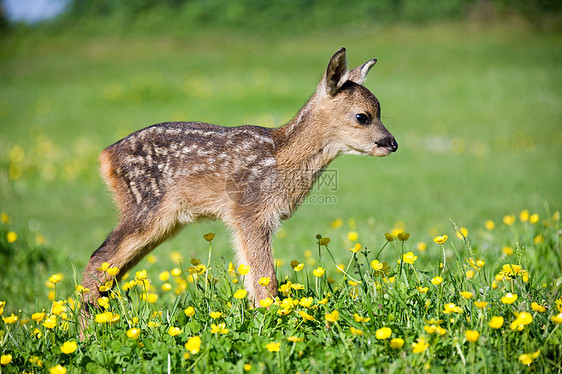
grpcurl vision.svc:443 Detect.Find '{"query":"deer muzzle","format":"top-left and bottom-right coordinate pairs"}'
top-left (372, 137), bottom-right (398, 157)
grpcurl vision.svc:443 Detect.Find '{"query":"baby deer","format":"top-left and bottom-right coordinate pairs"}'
top-left (81, 47), bottom-right (397, 312)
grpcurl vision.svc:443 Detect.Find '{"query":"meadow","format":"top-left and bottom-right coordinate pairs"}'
top-left (0, 19), bottom-right (561, 372)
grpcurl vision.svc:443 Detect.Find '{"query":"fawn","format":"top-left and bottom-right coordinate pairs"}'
top-left (81, 47), bottom-right (397, 313)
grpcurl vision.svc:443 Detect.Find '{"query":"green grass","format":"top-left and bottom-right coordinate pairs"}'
top-left (0, 210), bottom-right (561, 372)
top-left (0, 20), bottom-right (561, 371)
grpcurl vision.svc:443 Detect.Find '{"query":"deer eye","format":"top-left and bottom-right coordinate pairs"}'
top-left (355, 113), bottom-right (370, 125)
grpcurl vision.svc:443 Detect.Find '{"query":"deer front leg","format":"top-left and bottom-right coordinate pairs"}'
top-left (231, 222), bottom-right (278, 305)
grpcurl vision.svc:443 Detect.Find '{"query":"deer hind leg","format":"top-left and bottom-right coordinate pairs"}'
top-left (82, 216), bottom-right (182, 303)
top-left (230, 220), bottom-right (278, 306)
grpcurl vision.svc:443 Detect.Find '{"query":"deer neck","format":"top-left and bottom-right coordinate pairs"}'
top-left (273, 96), bottom-right (340, 181)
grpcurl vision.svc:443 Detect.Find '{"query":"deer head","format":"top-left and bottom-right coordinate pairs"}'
top-left (315, 47), bottom-right (398, 157)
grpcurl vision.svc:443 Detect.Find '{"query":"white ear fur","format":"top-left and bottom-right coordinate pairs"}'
top-left (348, 58), bottom-right (377, 85)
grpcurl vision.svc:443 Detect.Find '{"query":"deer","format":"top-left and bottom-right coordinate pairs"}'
top-left (80, 47), bottom-right (397, 321)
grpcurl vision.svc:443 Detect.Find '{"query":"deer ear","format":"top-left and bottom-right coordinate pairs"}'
top-left (348, 58), bottom-right (377, 85)
top-left (318, 47), bottom-right (348, 97)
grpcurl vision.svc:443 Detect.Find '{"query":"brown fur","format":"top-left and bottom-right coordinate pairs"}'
top-left (80, 48), bottom-right (397, 325)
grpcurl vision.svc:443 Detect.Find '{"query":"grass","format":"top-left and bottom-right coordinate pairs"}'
top-left (0, 210), bottom-right (561, 372)
top-left (0, 20), bottom-right (561, 372)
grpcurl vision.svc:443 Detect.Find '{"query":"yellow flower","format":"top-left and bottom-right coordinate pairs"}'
top-left (390, 338), bottom-right (404, 349)
top-left (184, 307), bottom-right (195, 317)
top-left (531, 302), bottom-right (546, 313)
top-left (489, 316), bottom-right (504, 329)
top-left (465, 330), bottom-right (480, 342)
top-left (42, 315), bottom-right (57, 328)
top-left (384, 233), bottom-right (395, 242)
top-left (529, 214), bottom-right (539, 223)
top-left (397, 232), bottom-right (410, 241)
top-left (279, 282), bottom-right (292, 294)
top-left (375, 327), bottom-right (392, 340)
top-left (350, 327), bottom-right (363, 336)
top-left (1, 354), bottom-right (12, 366)
top-left (97, 262), bottom-right (110, 272)
top-left (203, 232), bottom-right (215, 242)
top-left (465, 270), bottom-right (475, 279)
top-left (6, 231), bottom-right (17, 243)
top-left (259, 298), bottom-right (273, 308)
top-left (209, 311), bottom-right (222, 319)
top-left (238, 264), bottom-right (250, 275)
top-left (485, 220), bottom-right (495, 230)
top-left (170, 268), bottom-right (181, 277)
top-left (456, 227), bottom-right (468, 239)
top-left (287, 336), bottom-right (304, 342)
top-left (325, 310), bottom-right (339, 323)
top-left (210, 323), bottom-right (229, 334)
top-left (60, 341), bottom-right (77, 354)
top-left (107, 267), bottom-right (119, 277)
top-left (0, 301), bottom-right (4, 316)
top-left (49, 364), bottom-right (67, 374)
top-left (443, 303), bottom-right (463, 314)
top-left (135, 270), bottom-right (147, 281)
top-left (318, 298), bottom-right (328, 305)
top-left (500, 293), bottom-right (518, 304)
top-left (519, 350), bottom-right (540, 366)
top-left (0, 212), bottom-right (10, 224)
top-left (293, 262), bottom-right (305, 271)
top-left (460, 291), bottom-right (473, 299)
top-left (32, 312), bottom-right (46, 322)
top-left (519, 209), bottom-right (530, 222)
top-left (431, 276), bottom-right (443, 286)
top-left (2, 314), bottom-right (18, 324)
top-left (550, 313), bottom-right (562, 324)
top-left (371, 259), bottom-right (384, 271)
top-left (399, 252), bottom-right (417, 265)
top-left (258, 277), bottom-right (270, 287)
top-left (411, 337), bottom-right (430, 353)
top-left (533, 235), bottom-right (544, 244)
top-left (97, 297), bottom-right (109, 309)
top-left (318, 237), bottom-right (330, 246)
top-left (473, 301), bottom-right (488, 309)
top-left (168, 326), bottom-right (182, 336)
top-left (349, 243), bottom-right (361, 253)
top-left (347, 231), bottom-right (359, 241)
top-left (312, 267), bottom-right (325, 277)
top-left (501, 246), bottom-right (514, 255)
top-left (331, 218), bottom-right (343, 229)
top-left (298, 310), bottom-right (315, 321)
top-left (424, 325), bottom-right (446, 335)
top-left (265, 342), bottom-right (281, 352)
top-left (433, 235), bottom-right (448, 245)
top-left (503, 215), bottom-right (515, 225)
top-left (299, 297), bottom-right (314, 308)
top-left (510, 312), bottom-right (533, 330)
top-left (127, 327), bottom-right (140, 339)
top-left (185, 336), bottom-right (201, 354)
top-left (233, 289), bottom-right (247, 299)
top-left (49, 274), bottom-right (62, 284)
top-left (243, 363), bottom-right (252, 371)
top-left (353, 313), bottom-right (371, 323)
top-left (499, 264), bottom-right (529, 282)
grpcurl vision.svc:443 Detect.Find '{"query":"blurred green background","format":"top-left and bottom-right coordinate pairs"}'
top-left (0, 0), bottom-right (560, 287)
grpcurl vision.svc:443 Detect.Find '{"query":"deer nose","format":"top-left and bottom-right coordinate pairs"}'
top-left (376, 137), bottom-right (398, 152)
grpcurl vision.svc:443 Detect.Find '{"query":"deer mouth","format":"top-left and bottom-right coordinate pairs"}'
top-left (372, 138), bottom-right (398, 157)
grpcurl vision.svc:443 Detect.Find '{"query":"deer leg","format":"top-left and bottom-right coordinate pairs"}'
top-left (80, 217), bottom-right (181, 333)
top-left (231, 221), bottom-right (278, 305)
